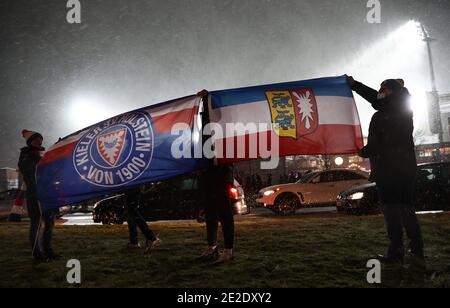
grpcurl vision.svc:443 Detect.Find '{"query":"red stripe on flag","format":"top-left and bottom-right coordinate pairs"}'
top-left (215, 124), bottom-right (364, 164)
top-left (151, 106), bottom-right (198, 135)
top-left (38, 106), bottom-right (198, 165)
top-left (38, 141), bottom-right (78, 165)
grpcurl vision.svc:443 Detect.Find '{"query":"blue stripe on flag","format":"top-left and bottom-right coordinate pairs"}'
top-left (210, 75), bottom-right (353, 109)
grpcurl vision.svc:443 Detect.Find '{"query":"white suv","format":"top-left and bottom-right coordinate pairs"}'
top-left (256, 169), bottom-right (369, 214)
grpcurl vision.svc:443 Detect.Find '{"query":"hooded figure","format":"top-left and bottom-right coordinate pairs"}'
top-left (357, 79), bottom-right (417, 188)
top-left (18, 129), bottom-right (56, 262)
top-left (348, 77), bottom-right (424, 265)
top-left (19, 130), bottom-right (45, 184)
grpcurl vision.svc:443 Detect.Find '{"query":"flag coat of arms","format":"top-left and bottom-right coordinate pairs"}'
top-left (208, 75), bottom-right (363, 163)
top-left (37, 95), bottom-right (209, 212)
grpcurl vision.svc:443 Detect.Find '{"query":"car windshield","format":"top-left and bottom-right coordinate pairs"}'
top-left (296, 172), bottom-right (319, 184)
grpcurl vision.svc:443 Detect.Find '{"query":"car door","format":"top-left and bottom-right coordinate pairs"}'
top-left (312, 171), bottom-right (365, 204)
top-left (318, 171), bottom-right (352, 204)
top-left (439, 163), bottom-right (450, 210)
top-left (300, 173), bottom-right (323, 205)
top-left (312, 171), bottom-right (339, 204)
top-left (338, 170), bottom-right (370, 193)
top-left (140, 181), bottom-right (175, 220)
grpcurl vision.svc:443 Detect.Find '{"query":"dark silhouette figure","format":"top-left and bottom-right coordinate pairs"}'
top-left (348, 76), bottom-right (424, 264)
top-left (18, 130), bottom-right (56, 262)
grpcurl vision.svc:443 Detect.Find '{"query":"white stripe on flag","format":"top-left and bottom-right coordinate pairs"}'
top-left (147, 96), bottom-right (199, 117)
top-left (48, 130), bottom-right (88, 152)
top-left (210, 96), bottom-right (360, 137)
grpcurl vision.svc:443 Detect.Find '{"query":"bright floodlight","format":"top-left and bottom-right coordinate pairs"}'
top-left (343, 20), bottom-right (429, 137)
top-left (69, 95), bottom-right (115, 130)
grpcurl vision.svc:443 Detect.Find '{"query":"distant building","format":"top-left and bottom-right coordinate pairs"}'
top-left (440, 93), bottom-right (450, 143)
top-left (414, 92), bottom-right (450, 164)
top-left (416, 142), bottom-right (450, 164)
top-left (0, 168), bottom-right (19, 191)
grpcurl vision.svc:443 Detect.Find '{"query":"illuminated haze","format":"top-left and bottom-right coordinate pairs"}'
top-left (1, 0), bottom-right (449, 167)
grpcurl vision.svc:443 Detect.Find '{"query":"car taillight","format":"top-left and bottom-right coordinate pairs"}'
top-left (229, 186), bottom-right (239, 199)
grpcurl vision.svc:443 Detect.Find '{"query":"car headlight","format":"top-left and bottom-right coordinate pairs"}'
top-left (263, 190), bottom-right (275, 197)
top-left (348, 192), bottom-right (364, 200)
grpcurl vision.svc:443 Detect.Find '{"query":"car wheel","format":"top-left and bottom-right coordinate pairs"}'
top-left (273, 193), bottom-right (300, 215)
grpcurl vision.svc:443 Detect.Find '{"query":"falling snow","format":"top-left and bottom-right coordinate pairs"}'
top-left (0, 0), bottom-right (450, 167)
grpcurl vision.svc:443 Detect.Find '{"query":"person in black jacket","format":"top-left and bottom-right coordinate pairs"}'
top-left (197, 89), bottom-right (236, 265)
top-left (18, 129), bottom-right (56, 262)
top-left (347, 76), bottom-right (424, 265)
top-left (198, 164), bottom-right (235, 264)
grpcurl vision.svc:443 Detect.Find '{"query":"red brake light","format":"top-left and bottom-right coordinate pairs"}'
top-left (229, 186), bottom-right (239, 199)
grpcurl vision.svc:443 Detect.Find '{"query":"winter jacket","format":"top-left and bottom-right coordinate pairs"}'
top-left (18, 146), bottom-right (44, 197)
top-left (199, 164), bottom-right (234, 200)
top-left (351, 81), bottom-right (417, 187)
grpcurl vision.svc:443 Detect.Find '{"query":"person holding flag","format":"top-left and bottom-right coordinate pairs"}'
top-left (196, 90), bottom-right (236, 265)
top-left (18, 130), bottom-right (57, 262)
top-left (347, 76), bottom-right (424, 265)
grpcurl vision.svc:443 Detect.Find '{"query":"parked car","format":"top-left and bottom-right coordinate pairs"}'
top-left (93, 174), bottom-right (248, 225)
top-left (256, 169), bottom-right (369, 214)
top-left (0, 189), bottom-right (19, 220)
top-left (336, 162), bottom-right (450, 215)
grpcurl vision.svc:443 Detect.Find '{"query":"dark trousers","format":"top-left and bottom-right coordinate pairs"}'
top-left (205, 195), bottom-right (235, 250)
top-left (26, 192), bottom-right (54, 257)
top-left (126, 205), bottom-right (156, 244)
top-left (378, 182), bottom-right (424, 259)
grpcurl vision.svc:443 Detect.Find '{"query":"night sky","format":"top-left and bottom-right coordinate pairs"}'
top-left (1, 0), bottom-right (450, 167)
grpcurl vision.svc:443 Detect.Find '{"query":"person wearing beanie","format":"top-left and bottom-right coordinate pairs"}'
top-left (346, 76), bottom-right (424, 266)
top-left (18, 130), bottom-right (57, 262)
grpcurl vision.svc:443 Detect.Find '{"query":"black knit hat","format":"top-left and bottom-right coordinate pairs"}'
top-left (22, 129), bottom-right (43, 147)
top-left (381, 79), bottom-right (405, 93)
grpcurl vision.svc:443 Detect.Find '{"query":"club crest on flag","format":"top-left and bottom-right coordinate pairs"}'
top-left (266, 88), bottom-right (319, 139)
top-left (72, 112), bottom-right (154, 188)
top-left (96, 128), bottom-right (127, 167)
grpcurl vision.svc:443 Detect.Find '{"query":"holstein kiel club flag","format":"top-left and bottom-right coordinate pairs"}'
top-left (37, 95), bottom-right (208, 211)
top-left (208, 75), bottom-right (363, 163)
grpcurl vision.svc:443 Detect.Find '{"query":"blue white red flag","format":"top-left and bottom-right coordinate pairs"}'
top-left (37, 95), bottom-right (209, 212)
top-left (208, 75), bottom-right (363, 163)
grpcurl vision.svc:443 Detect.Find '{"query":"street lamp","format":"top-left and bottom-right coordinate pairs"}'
top-left (415, 21), bottom-right (443, 147)
top-left (417, 23), bottom-right (438, 92)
